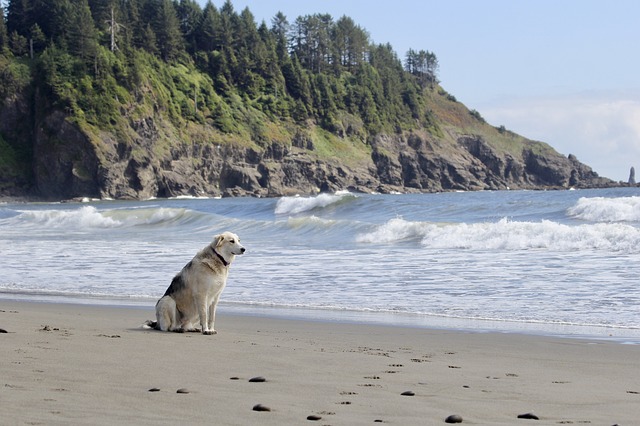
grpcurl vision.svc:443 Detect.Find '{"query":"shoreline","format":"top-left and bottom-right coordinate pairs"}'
top-left (1, 300), bottom-right (639, 425)
top-left (2, 294), bottom-right (639, 345)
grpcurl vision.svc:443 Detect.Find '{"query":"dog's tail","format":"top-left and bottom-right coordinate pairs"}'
top-left (142, 320), bottom-right (159, 330)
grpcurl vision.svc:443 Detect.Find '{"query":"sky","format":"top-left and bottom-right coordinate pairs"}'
top-left (198, 0), bottom-right (640, 181)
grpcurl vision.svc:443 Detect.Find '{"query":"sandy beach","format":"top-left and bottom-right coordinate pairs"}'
top-left (1, 301), bottom-right (638, 425)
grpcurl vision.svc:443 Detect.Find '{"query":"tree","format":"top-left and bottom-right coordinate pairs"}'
top-left (153, 0), bottom-right (184, 61)
top-left (0, 3), bottom-right (8, 52)
top-left (6, 0), bottom-right (29, 37)
top-left (404, 48), bottom-right (439, 88)
top-left (197, 1), bottom-right (220, 52)
top-left (176, 0), bottom-right (202, 55)
top-left (333, 15), bottom-right (368, 71)
top-left (270, 11), bottom-right (289, 61)
top-left (68, 0), bottom-right (98, 65)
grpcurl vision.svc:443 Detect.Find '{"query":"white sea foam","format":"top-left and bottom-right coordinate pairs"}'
top-left (567, 196), bottom-right (640, 222)
top-left (12, 206), bottom-right (196, 230)
top-left (275, 192), bottom-right (354, 215)
top-left (18, 206), bottom-right (122, 228)
top-left (357, 217), bottom-right (640, 252)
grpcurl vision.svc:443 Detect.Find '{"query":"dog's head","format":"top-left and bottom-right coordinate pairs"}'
top-left (213, 232), bottom-right (245, 262)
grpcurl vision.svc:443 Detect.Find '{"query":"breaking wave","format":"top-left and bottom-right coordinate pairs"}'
top-left (274, 192), bottom-right (356, 215)
top-left (567, 196), bottom-right (640, 222)
top-left (7, 206), bottom-right (209, 230)
top-left (356, 217), bottom-right (640, 252)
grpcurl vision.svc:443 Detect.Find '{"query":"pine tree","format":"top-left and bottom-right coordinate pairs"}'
top-left (6, 0), bottom-right (29, 37)
top-left (0, 3), bottom-right (8, 52)
top-left (68, 0), bottom-right (98, 64)
top-left (153, 0), bottom-right (184, 61)
top-left (176, 0), bottom-right (202, 55)
top-left (197, 1), bottom-right (220, 52)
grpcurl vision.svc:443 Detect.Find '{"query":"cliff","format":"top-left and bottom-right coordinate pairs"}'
top-left (0, 82), bottom-right (613, 201)
top-left (0, 60), bottom-right (613, 200)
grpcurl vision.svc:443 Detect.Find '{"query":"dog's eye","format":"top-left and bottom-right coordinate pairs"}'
top-left (229, 239), bottom-right (235, 243)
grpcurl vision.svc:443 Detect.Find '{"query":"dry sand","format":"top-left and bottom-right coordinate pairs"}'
top-left (1, 301), bottom-right (638, 425)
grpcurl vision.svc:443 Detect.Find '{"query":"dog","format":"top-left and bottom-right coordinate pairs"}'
top-left (147, 232), bottom-right (245, 335)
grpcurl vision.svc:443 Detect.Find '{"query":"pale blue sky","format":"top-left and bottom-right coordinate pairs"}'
top-left (198, 1), bottom-right (640, 181)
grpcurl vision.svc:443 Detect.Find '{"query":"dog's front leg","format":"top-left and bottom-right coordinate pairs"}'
top-left (199, 302), bottom-right (215, 335)
top-left (207, 297), bottom-right (220, 334)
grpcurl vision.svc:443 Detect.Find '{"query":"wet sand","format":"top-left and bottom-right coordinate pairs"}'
top-left (1, 301), bottom-right (638, 425)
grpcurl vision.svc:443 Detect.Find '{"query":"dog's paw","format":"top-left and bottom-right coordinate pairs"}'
top-left (203, 330), bottom-right (218, 335)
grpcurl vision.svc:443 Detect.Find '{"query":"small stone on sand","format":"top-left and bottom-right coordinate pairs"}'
top-left (445, 414), bottom-right (463, 423)
top-left (517, 412), bottom-right (539, 420)
top-left (252, 404), bottom-right (271, 412)
top-left (306, 414), bottom-right (322, 421)
top-left (401, 391), bottom-right (415, 396)
top-left (249, 376), bottom-right (266, 383)
top-left (176, 388), bottom-right (190, 394)
top-left (0, 328), bottom-right (7, 333)
top-left (148, 388), bottom-right (160, 392)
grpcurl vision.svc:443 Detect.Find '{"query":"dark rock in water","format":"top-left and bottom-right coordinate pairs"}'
top-left (252, 404), bottom-right (271, 412)
top-left (517, 412), bottom-right (539, 420)
top-left (400, 390), bottom-right (415, 396)
top-left (629, 166), bottom-right (636, 185)
top-left (148, 388), bottom-right (160, 392)
top-left (306, 415), bottom-right (322, 421)
top-left (176, 388), bottom-right (190, 394)
top-left (445, 414), bottom-right (463, 423)
top-left (249, 376), bottom-right (267, 383)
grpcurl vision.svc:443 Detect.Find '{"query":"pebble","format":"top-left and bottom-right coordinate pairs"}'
top-left (517, 413), bottom-right (539, 420)
top-left (252, 404), bottom-right (271, 412)
top-left (229, 377), bottom-right (240, 380)
top-left (176, 388), bottom-right (190, 394)
top-left (249, 376), bottom-right (267, 383)
top-left (306, 415), bottom-right (322, 421)
top-left (148, 388), bottom-right (160, 392)
top-left (445, 414), bottom-right (463, 423)
top-left (400, 391), bottom-right (415, 396)
top-left (0, 328), bottom-right (7, 333)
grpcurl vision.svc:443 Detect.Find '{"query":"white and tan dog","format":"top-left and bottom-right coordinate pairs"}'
top-left (149, 232), bottom-right (245, 335)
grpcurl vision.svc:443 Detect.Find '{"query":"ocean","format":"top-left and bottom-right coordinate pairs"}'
top-left (1, 188), bottom-right (639, 343)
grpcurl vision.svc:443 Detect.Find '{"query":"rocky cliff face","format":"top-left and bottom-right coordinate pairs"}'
top-left (0, 91), bottom-right (614, 201)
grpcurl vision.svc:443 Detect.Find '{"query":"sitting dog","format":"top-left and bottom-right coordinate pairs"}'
top-left (149, 232), bottom-right (245, 334)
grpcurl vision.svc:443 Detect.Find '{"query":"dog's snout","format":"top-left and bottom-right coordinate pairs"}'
top-left (240, 247), bottom-right (246, 254)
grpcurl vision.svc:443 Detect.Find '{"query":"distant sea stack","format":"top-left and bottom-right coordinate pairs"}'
top-left (629, 167), bottom-right (636, 185)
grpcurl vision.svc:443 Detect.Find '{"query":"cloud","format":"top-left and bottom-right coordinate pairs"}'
top-left (478, 91), bottom-right (640, 181)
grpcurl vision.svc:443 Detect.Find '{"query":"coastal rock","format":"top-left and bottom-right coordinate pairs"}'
top-left (629, 166), bottom-right (636, 185)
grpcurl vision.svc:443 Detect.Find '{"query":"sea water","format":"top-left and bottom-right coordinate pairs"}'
top-left (1, 188), bottom-right (639, 342)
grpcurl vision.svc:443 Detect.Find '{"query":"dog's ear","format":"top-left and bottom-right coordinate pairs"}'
top-left (213, 234), bottom-right (224, 248)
